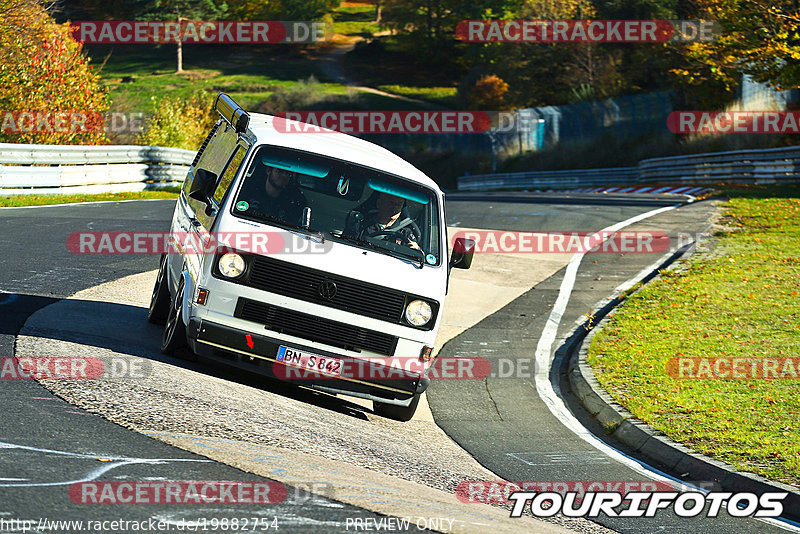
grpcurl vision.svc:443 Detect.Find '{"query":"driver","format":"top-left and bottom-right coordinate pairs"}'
top-left (360, 192), bottom-right (421, 250)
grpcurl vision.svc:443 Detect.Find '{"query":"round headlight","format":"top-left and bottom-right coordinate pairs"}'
top-left (219, 252), bottom-right (245, 278)
top-left (405, 299), bottom-right (432, 327)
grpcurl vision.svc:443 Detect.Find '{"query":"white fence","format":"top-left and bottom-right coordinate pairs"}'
top-left (0, 143), bottom-right (195, 195)
top-left (458, 145), bottom-right (800, 191)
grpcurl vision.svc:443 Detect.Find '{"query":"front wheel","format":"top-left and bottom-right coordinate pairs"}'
top-left (147, 254), bottom-right (170, 325)
top-left (161, 277), bottom-right (188, 356)
top-left (373, 393), bottom-right (420, 422)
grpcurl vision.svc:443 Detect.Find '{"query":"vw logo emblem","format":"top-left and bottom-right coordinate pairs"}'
top-left (318, 280), bottom-right (337, 301)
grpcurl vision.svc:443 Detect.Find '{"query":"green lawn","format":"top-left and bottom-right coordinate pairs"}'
top-left (90, 44), bottom-right (348, 113)
top-left (376, 85), bottom-right (459, 108)
top-left (0, 190), bottom-right (179, 207)
top-left (588, 185), bottom-right (800, 487)
top-left (90, 43), bottom-right (415, 116)
top-left (333, 4), bottom-right (380, 37)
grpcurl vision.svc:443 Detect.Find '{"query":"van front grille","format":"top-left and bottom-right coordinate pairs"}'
top-left (245, 255), bottom-right (408, 322)
top-left (235, 298), bottom-right (398, 356)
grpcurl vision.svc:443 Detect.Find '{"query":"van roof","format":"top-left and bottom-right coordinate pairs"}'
top-left (245, 113), bottom-right (441, 192)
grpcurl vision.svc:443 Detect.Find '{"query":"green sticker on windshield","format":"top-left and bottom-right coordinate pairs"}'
top-left (426, 254), bottom-right (437, 265)
top-left (235, 201), bottom-right (249, 211)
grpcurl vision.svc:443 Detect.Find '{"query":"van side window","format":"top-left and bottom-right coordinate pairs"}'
top-left (185, 125), bottom-right (239, 229)
top-left (213, 145), bottom-right (246, 205)
top-left (195, 126), bottom-right (237, 177)
top-left (191, 121), bottom-right (221, 168)
top-left (183, 124), bottom-right (221, 200)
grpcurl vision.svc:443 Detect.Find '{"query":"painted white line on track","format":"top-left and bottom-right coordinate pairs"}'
top-left (532, 203), bottom-right (800, 532)
top-left (0, 440), bottom-right (211, 488)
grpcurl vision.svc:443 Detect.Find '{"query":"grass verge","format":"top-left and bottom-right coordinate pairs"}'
top-left (588, 185), bottom-right (800, 487)
top-left (0, 189), bottom-right (180, 207)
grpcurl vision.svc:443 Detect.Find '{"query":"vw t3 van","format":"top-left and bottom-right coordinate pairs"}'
top-left (148, 93), bottom-right (474, 421)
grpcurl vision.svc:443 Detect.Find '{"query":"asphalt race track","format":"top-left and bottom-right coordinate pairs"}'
top-left (0, 201), bottom-right (387, 531)
top-left (1, 195), bottom-right (797, 533)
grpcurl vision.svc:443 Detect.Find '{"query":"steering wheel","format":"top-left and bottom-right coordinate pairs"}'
top-left (365, 229), bottom-right (406, 241)
top-left (364, 229), bottom-right (424, 259)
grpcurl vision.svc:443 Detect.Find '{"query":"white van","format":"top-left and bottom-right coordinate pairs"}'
top-left (148, 93), bottom-right (474, 421)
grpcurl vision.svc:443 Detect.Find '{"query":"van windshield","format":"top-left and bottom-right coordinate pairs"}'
top-left (232, 145), bottom-right (442, 266)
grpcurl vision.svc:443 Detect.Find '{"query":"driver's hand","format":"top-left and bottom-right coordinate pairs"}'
top-left (407, 240), bottom-right (421, 250)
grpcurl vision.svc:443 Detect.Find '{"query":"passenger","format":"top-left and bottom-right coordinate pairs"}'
top-left (245, 166), bottom-right (307, 225)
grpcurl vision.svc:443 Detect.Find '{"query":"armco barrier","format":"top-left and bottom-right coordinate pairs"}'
top-left (458, 145), bottom-right (800, 191)
top-left (0, 143), bottom-right (195, 195)
top-left (458, 167), bottom-right (639, 192)
top-left (637, 145), bottom-right (800, 183)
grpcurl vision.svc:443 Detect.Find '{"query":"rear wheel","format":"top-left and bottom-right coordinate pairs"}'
top-left (373, 393), bottom-right (420, 422)
top-left (161, 277), bottom-right (188, 356)
top-left (147, 254), bottom-right (170, 325)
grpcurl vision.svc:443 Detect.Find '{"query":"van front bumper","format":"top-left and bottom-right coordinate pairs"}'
top-left (186, 318), bottom-right (430, 406)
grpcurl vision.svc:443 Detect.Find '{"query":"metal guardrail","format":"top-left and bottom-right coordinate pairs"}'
top-left (458, 145), bottom-right (800, 191)
top-left (638, 145), bottom-right (800, 183)
top-left (0, 143), bottom-right (195, 195)
top-left (458, 167), bottom-right (639, 192)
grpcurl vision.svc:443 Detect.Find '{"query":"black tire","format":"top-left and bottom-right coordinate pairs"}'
top-left (373, 393), bottom-right (420, 422)
top-left (161, 276), bottom-right (188, 355)
top-left (147, 254), bottom-right (171, 325)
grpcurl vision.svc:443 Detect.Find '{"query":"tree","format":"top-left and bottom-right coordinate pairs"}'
top-left (381, 0), bottom-right (517, 61)
top-left (468, 74), bottom-right (510, 109)
top-left (0, 0), bottom-right (108, 144)
top-left (670, 0), bottom-right (800, 107)
top-left (137, 0), bottom-right (228, 73)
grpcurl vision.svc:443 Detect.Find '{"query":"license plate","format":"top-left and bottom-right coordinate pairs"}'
top-left (276, 346), bottom-right (342, 377)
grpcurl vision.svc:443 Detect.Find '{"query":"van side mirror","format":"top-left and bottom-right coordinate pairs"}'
top-left (188, 168), bottom-right (218, 204)
top-left (450, 237), bottom-right (475, 270)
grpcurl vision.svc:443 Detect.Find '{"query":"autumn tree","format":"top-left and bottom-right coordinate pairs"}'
top-left (0, 0), bottom-right (108, 144)
top-left (670, 0), bottom-right (800, 107)
top-left (468, 74), bottom-right (510, 109)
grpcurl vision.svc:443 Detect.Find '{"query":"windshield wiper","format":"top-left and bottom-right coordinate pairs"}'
top-left (250, 213), bottom-right (325, 243)
top-left (335, 234), bottom-right (424, 268)
top-left (335, 233), bottom-right (383, 252)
